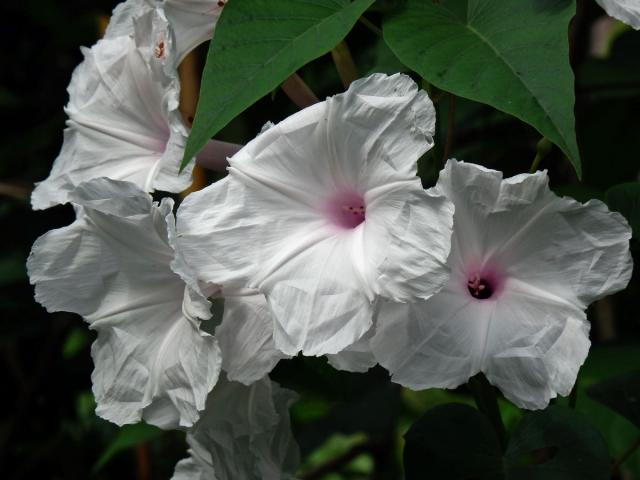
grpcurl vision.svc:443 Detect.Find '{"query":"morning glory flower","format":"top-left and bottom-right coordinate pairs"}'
top-left (176, 73), bottom-right (454, 356)
top-left (172, 376), bottom-right (300, 480)
top-left (27, 178), bottom-right (221, 428)
top-left (371, 160), bottom-right (633, 409)
top-left (31, 6), bottom-right (221, 210)
top-left (596, 0), bottom-right (640, 29)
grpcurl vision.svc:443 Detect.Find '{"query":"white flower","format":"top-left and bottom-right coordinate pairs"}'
top-left (172, 376), bottom-right (300, 480)
top-left (27, 178), bottom-right (221, 428)
top-left (371, 160), bottom-right (633, 409)
top-left (106, 0), bottom-right (224, 63)
top-left (176, 73), bottom-right (454, 356)
top-left (31, 7), bottom-right (191, 210)
top-left (596, 0), bottom-right (640, 29)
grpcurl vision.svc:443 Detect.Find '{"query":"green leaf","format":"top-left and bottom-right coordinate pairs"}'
top-left (403, 403), bottom-right (504, 480)
top-left (182, 0), bottom-right (375, 170)
top-left (383, 0), bottom-right (581, 176)
top-left (93, 423), bottom-right (163, 472)
top-left (587, 370), bottom-right (640, 429)
top-left (403, 404), bottom-right (610, 480)
top-left (505, 406), bottom-right (610, 480)
top-left (606, 182), bottom-right (640, 238)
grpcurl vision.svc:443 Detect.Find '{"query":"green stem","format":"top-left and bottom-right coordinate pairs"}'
top-left (468, 373), bottom-right (507, 451)
top-left (529, 137), bottom-right (552, 173)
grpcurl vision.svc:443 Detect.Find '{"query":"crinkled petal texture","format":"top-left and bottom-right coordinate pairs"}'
top-left (106, 0), bottom-right (223, 63)
top-left (27, 178), bottom-right (221, 428)
top-left (596, 0), bottom-right (640, 29)
top-left (164, 0), bottom-right (223, 63)
top-left (31, 8), bottom-right (193, 210)
top-left (215, 295), bottom-right (290, 385)
top-left (177, 73), bottom-right (453, 356)
top-left (172, 377), bottom-right (300, 480)
top-left (372, 160), bottom-right (633, 409)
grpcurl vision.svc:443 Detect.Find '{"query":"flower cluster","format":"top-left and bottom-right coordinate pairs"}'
top-left (28, 0), bottom-right (633, 477)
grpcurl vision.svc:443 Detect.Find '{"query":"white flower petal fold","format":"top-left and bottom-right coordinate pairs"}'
top-left (596, 0), bottom-right (640, 29)
top-left (106, 0), bottom-right (224, 62)
top-left (215, 295), bottom-right (290, 385)
top-left (172, 376), bottom-right (300, 480)
top-left (31, 7), bottom-right (193, 210)
top-left (177, 73), bottom-right (454, 356)
top-left (372, 160), bottom-right (633, 409)
top-left (27, 178), bottom-right (221, 428)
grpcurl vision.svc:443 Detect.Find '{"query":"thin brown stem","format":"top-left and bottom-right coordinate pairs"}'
top-left (331, 40), bottom-right (359, 88)
top-left (281, 73), bottom-right (320, 109)
top-left (612, 436), bottom-right (640, 473)
top-left (358, 16), bottom-right (382, 37)
top-left (441, 93), bottom-right (456, 165)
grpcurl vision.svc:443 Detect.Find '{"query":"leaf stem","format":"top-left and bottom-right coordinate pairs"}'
top-left (298, 437), bottom-right (379, 480)
top-left (358, 15), bottom-right (383, 37)
top-left (281, 73), bottom-right (320, 109)
top-left (331, 40), bottom-right (359, 88)
top-left (441, 93), bottom-right (456, 166)
top-left (468, 373), bottom-right (507, 451)
top-left (612, 436), bottom-right (640, 473)
top-left (529, 137), bottom-right (552, 173)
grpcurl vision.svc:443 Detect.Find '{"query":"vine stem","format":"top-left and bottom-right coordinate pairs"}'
top-left (331, 40), bottom-right (359, 88)
top-left (468, 373), bottom-right (507, 451)
top-left (611, 436), bottom-right (640, 473)
top-left (358, 15), bottom-right (382, 37)
top-left (281, 73), bottom-right (319, 109)
top-left (441, 93), bottom-right (456, 165)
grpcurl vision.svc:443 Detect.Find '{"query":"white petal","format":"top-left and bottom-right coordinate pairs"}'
top-left (28, 178), bottom-right (220, 428)
top-left (32, 14), bottom-right (192, 210)
top-left (164, 0), bottom-right (224, 63)
top-left (215, 295), bottom-right (289, 384)
top-left (326, 324), bottom-right (377, 373)
top-left (371, 292), bottom-right (481, 391)
top-left (172, 377), bottom-right (300, 480)
top-left (370, 185), bottom-right (453, 302)
top-left (596, 0), bottom-right (640, 29)
top-left (267, 276), bottom-right (374, 356)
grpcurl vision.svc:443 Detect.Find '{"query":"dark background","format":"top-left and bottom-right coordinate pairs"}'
top-left (1, 1), bottom-right (638, 478)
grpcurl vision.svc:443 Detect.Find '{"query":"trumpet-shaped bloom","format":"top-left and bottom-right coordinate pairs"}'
top-left (372, 160), bottom-right (633, 409)
top-left (177, 73), bottom-right (454, 356)
top-left (27, 178), bottom-right (221, 428)
top-left (172, 376), bottom-right (300, 480)
top-left (596, 0), bottom-right (640, 29)
top-left (31, 7), bottom-right (195, 210)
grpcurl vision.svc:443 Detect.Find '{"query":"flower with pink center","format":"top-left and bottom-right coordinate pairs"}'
top-left (371, 160), bottom-right (633, 409)
top-left (176, 73), bottom-right (455, 356)
top-left (31, 4), bottom-right (225, 210)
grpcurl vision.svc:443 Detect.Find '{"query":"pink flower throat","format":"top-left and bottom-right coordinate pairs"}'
top-left (464, 264), bottom-right (504, 301)
top-left (324, 190), bottom-right (366, 229)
